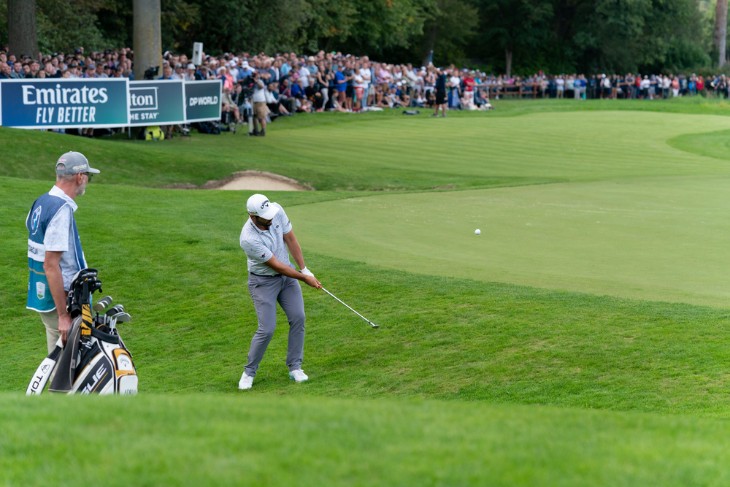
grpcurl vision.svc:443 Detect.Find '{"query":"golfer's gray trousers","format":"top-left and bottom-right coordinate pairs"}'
top-left (245, 274), bottom-right (305, 377)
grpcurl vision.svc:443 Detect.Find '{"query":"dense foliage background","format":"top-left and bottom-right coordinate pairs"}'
top-left (0, 0), bottom-right (722, 74)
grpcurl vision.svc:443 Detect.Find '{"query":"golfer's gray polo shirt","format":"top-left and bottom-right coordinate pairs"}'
top-left (240, 203), bottom-right (293, 276)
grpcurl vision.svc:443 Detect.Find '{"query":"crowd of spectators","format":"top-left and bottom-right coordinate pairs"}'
top-left (3, 45), bottom-right (730, 136)
top-left (0, 47), bottom-right (133, 81)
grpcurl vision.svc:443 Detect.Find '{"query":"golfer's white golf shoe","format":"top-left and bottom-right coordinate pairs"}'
top-left (238, 372), bottom-right (254, 390)
top-left (289, 369), bottom-right (308, 383)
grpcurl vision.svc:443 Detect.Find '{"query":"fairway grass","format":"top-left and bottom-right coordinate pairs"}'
top-left (3, 100), bottom-right (730, 485)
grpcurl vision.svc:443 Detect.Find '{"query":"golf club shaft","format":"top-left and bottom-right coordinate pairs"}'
top-left (322, 287), bottom-right (379, 328)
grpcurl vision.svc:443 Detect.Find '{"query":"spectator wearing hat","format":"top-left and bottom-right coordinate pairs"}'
top-left (219, 65), bottom-right (235, 91)
top-left (83, 64), bottom-right (96, 78)
top-left (184, 63), bottom-right (197, 81)
top-left (239, 60), bottom-right (254, 80)
top-left (334, 63), bottom-right (348, 110)
top-left (26, 152), bottom-right (100, 353)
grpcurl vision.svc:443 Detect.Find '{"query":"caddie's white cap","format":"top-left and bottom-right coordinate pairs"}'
top-left (246, 193), bottom-right (279, 220)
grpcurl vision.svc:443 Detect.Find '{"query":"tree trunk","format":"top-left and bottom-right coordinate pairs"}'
top-left (715, 0), bottom-right (728, 67)
top-left (422, 23), bottom-right (438, 67)
top-left (133, 0), bottom-right (162, 80)
top-left (505, 48), bottom-right (513, 78)
top-left (7, 0), bottom-right (38, 59)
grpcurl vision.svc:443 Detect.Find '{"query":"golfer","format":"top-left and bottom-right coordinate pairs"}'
top-left (238, 193), bottom-right (321, 390)
top-left (26, 151), bottom-right (100, 353)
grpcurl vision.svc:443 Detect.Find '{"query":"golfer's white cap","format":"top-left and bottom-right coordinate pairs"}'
top-left (247, 193), bottom-right (279, 220)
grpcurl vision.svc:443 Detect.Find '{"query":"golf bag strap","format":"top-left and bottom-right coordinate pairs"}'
top-left (49, 318), bottom-right (82, 393)
top-left (90, 326), bottom-right (120, 344)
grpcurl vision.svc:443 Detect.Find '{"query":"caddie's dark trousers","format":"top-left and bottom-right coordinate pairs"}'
top-left (244, 274), bottom-right (305, 377)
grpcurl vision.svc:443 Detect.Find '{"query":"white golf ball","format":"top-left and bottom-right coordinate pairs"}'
top-left (474, 229), bottom-right (481, 235)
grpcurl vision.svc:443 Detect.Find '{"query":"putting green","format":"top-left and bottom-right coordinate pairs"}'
top-left (291, 177), bottom-right (730, 308)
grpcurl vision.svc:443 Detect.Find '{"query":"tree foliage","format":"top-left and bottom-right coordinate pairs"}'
top-left (0, 0), bottom-right (722, 74)
top-left (413, 0), bottom-right (478, 67)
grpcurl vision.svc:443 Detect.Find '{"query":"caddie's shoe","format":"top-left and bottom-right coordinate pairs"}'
top-left (288, 369), bottom-right (308, 383)
top-left (238, 372), bottom-right (254, 390)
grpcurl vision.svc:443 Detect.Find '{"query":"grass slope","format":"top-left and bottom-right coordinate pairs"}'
top-left (2, 99), bottom-right (730, 485)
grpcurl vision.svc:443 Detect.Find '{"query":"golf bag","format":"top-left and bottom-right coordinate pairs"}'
top-left (26, 269), bottom-right (138, 395)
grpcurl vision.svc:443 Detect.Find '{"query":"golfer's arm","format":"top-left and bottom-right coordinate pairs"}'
top-left (43, 251), bottom-right (69, 318)
top-left (265, 255), bottom-right (307, 280)
top-left (283, 231), bottom-right (306, 271)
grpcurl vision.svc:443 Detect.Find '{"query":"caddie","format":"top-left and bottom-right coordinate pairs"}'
top-left (26, 151), bottom-right (100, 353)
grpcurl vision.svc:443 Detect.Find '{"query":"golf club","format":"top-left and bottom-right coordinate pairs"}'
top-left (92, 296), bottom-right (113, 313)
top-left (321, 287), bottom-right (380, 329)
top-left (105, 304), bottom-right (125, 317)
top-left (108, 311), bottom-right (131, 333)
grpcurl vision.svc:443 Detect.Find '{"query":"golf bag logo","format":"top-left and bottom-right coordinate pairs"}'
top-left (36, 282), bottom-right (46, 300)
top-left (79, 361), bottom-right (111, 394)
top-left (30, 206), bottom-right (42, 235)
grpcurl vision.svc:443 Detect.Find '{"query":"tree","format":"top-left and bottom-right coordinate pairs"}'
top-left (473, 0), bottom-right (554, 76)
top-left (715, 0), bottom-right (727, 67)
top-left (7, 0), bottom-right (38, 59)
top-left (414, 0), bottom-right (478, 67)
top-left (570, 0), bottom-right (708, 73)
top-left (36, 0), bottom-right (108, 53)
top-left (133, 0), bottom-right (162, 80)
top-left (337, 0), bottom-right (433, 58)
top-left (296, 0), bottom-right (358, 53)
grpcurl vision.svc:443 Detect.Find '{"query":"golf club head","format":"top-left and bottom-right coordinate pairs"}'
top-left (112, 312), bottom-right (132, 324)
top-left (92, 296), bottom-right (113, 313)
top-left (105, 304), bottom-right (125, 317)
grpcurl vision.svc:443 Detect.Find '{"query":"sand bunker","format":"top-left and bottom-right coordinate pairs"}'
top-left (203, 171), bottom-right (311, 191)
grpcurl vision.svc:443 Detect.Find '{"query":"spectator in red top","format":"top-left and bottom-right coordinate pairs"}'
top-left (463, 71), bottom-right (475, 106)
